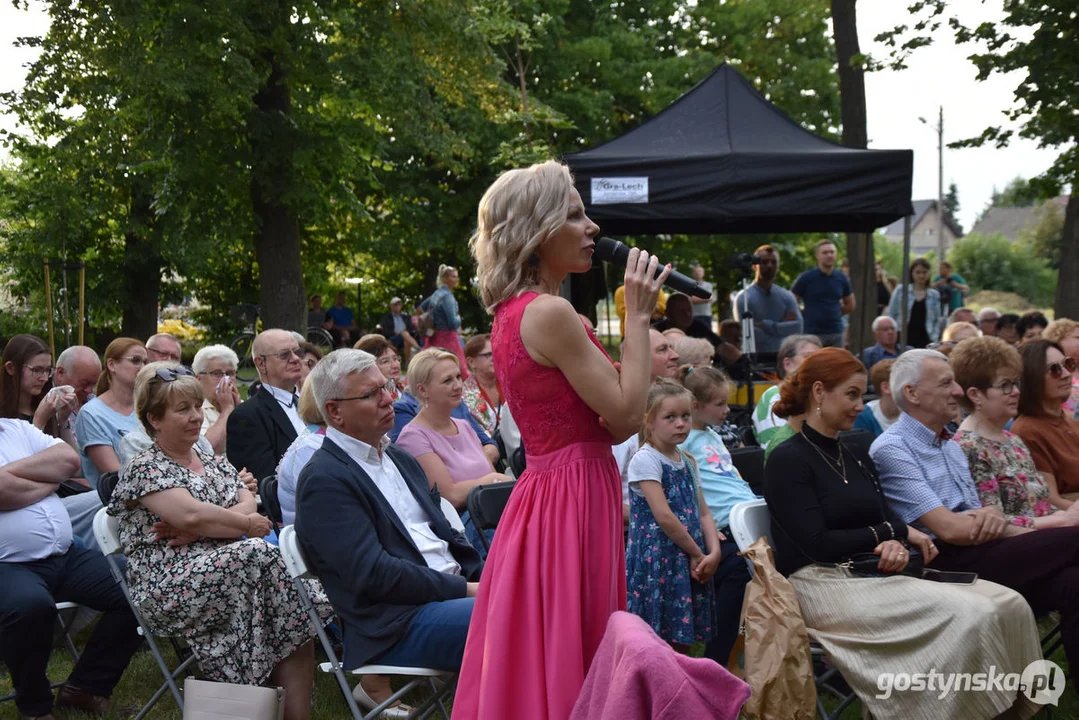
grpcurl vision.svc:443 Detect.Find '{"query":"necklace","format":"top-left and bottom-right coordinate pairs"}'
top-left (800, 430), bottom-right (847, 484)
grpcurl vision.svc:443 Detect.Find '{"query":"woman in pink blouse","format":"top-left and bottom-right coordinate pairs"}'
top-left (950, 336), bottom-right (1079, 528)
top-left (396, 348), bottom-right (511, 553)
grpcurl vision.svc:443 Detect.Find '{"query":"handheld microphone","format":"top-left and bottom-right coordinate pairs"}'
top-left (594, 237), bottom-right (711, 299)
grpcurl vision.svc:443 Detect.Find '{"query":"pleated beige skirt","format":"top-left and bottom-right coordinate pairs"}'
top-left (789, 565), bottom-right (1042, 720)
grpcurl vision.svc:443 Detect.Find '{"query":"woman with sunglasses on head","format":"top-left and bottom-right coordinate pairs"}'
top-left (951, 337), bottom-right (1079, 528)
top-left (108, 361), bottom-right (333, 720)
top-left (192, 345), bottom-right (242, 455)
top-left (1012, 340), bottom-right (1079, 510)
top-left (0, 334), bottom-right (78, 444)
top-left (75, 338), bottom-right (147, 491)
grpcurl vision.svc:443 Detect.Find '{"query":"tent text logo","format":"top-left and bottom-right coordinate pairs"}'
top-left (592, 177), bottom-right (649, 205)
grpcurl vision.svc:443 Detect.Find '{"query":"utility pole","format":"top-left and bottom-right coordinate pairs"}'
top-left (920, 106), bottom-right (945, 262)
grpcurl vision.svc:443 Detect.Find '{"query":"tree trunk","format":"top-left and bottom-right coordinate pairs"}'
top-left (120, 190), bottom-right (161, 340)
top-left (831, 0), bottom-right (874, 355)
top-left (249, 46), bottom-right (306, 333)
top-left (1054, 194), bottom-right (1079, 319)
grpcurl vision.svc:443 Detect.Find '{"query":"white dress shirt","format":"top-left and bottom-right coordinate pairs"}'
top-left (263, 383), bottom-right (306, 435)
top-left (326, 427), bottom-right (460, 575)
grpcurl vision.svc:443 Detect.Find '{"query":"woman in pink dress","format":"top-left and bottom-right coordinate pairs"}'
top-left (453, 160), bottom-right (669, 720)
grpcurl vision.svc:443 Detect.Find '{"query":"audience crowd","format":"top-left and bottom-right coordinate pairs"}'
top-left (2, 242), bottom-right (1074, 720)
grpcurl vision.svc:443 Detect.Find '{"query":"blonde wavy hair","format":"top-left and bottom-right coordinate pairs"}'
top-left (469, 160), bottom-right (576, 313)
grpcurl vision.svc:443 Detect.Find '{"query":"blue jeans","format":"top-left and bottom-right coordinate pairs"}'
top-left (368, 597), bottom-right (475, 672)
top-left (62, 492), bottom-right (104, 553)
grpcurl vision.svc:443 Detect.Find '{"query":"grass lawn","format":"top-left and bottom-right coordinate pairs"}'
top-left (1, 618), bottom-right (1072, 718)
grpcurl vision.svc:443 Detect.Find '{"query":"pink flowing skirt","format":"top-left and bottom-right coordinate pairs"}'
top-left (452, 442), bottom-right (626, 720)
top-left (426, 330), bottom-right (469, 380)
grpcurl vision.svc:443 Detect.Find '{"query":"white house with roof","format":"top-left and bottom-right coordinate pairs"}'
top-left (880, 199), bottom-right (964, 257)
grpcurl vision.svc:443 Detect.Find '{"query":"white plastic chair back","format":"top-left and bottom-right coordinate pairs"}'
top-left (92, 508), bottom-right (123, 557)
top-left (440, 498), bottom-right (466, 534)
top-left (729, 499), bottom-right (775, 577)
top-left (278, 525), bottom-right (312, 580)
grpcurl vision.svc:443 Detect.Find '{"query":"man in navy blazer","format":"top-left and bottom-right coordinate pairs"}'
top-left (295, 349), bottom-right (482, 708)
top-left (226, 329), bottom-right (306, 482)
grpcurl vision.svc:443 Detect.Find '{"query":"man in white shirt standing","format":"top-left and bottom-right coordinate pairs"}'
top-left (0, 419), bottom-right (141, 718)
top-left (295, 349), bottom-right (483, 712)
top-left (227, 329), bottom-right (306, 482)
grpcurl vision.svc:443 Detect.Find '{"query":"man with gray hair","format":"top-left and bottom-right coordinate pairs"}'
top-left (978, 307), bottom-right (1001, 337)
top-left (226, 329), bottom-right (304, 482)
top-left (145, 333), bottom-right (182, 363)
top-left (752, 334), bottom-right (821, 446)
top-left (295, 349), bottom-right (482, 708)
top-left (861, 315), bottom-right (908, 371)
top-left (52, 346), bottom-right (102, 448)
top-left (871, 349), bottom-right (1079, 680)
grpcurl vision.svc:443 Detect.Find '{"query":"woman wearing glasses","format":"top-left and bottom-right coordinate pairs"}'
top-left (1013, 340), bottom-right (1079, 510)
top-left (354, 334), bottom-right (406, 401)
top-left (462, 334), bottom-right (501, 436)
top-left (192, 345), bottom-right (242, 455)
top-left (951, 336), bottom-right (1079, 527)
top-left (0, 334), bottom-right (78, 443)
top-left (108, 362), bottom-right (332, 720)
top-left (75, 337), bottom-right (147, 490)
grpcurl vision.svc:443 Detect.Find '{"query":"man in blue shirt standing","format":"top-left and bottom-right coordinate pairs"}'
top-left (327, 291), bottom-right (359, 346)
top-left (731, 244), bottom-right (802, 355)
top-left (791, 239), bottom-right (855, 348)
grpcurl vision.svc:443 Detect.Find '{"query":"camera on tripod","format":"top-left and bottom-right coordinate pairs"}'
top-left (730, 253), bottom-right (762, 276)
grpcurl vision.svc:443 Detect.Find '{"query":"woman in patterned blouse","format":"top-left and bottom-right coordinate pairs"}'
top-left (950, 336), bottom-right (1079, 529)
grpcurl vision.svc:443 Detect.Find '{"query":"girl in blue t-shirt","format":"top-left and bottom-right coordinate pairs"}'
top-left (678, 365), bottom-right (756, 665)
top-left (626, 379), bottom-right (718, 651)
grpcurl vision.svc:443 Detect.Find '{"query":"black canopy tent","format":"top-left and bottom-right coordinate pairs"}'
top-left (562, 62), bottom-right (917, 347)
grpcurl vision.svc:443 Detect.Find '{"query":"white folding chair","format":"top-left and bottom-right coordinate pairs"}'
top-left (92, 508), bottom-right (197, 719)
top-left (727, 499), bottom-right (859, 720)
top-left (277, 525), bottom-right (454, 720)
top-left (728, 499), bottom-right (774, 578)
top-left (440, 497), bottom-right (466, 535)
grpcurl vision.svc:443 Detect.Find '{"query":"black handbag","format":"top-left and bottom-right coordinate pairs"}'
top-left (845, 549), bottom-right (924, 578)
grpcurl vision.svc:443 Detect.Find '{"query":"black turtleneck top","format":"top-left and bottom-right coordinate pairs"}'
top-left (763, 424), bottom-right (908, 576)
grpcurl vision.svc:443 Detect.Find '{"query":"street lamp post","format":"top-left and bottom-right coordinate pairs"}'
top-left (919, 106), bottom-right (945, 262)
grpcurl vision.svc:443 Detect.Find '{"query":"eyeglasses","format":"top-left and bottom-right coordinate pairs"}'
top-left (124, 356), bottom-right (148, 366)
top-left (1047, 357), bottom-right (1078, 378)
top-left (198, 370), bottom-right (237, 379)
top-left (147, 347), bottom-right (181, 362)
top-left (260, 348), bottom-right (304, 362)
top-left (983, 379), bottom-right (1021, 395)
top-left (25, 364), bottom-right (54, 378)
top-left (154, 366), bottom-right (195, 383)
top-left (331, 379), bottom-right (395, 403)
top-left (475, 352), bottom-right (493, 360)
top-left (302, 358), bottom-right (318, 369)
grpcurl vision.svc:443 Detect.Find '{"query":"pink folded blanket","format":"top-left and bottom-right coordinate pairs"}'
top-left (571, 611), bottom-right (751, 720)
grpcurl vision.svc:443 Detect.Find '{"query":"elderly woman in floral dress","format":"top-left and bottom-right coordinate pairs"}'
top-left (950, 337), bottom-right (1079, 529)
top-left (108, 362), bottom-right (333, 720)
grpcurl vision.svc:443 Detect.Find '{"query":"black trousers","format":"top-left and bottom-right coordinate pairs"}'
top-left (935, 526), bottom-right (1079, 683)
top-left (0, 544), bottom-right (142, 715)
top-left (704, 536), bottom-right (751, 666)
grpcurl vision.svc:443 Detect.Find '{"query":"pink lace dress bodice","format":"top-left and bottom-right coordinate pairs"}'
top-left (491, 292), bottom-right (614, 457)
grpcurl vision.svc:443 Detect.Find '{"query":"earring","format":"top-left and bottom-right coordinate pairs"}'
top-left (816, 406), bottom-right (822, 417)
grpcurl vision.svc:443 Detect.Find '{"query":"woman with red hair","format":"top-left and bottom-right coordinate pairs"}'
top-left (765, 348), bottom-right (1041, 719)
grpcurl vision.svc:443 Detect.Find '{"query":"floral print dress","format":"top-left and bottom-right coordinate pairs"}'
top-left (461, 375), bottom-right (499, 436)
top-left (953, 429), bottom-right (1057, 528)
top-left (625, 445), bottom-right (715, 645)
top-left (108, 443), bottom-right (333, 685)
